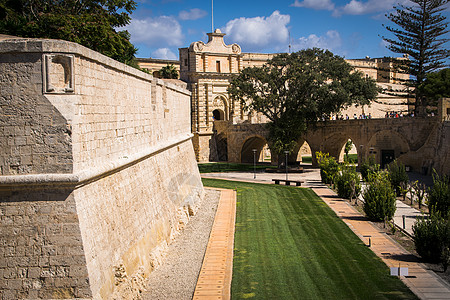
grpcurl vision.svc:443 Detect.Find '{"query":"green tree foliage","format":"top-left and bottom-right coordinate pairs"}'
top-left (0, 0), bottom-right (137, 65)
top-left (335, 165), bottom-right (361, 200)
top-left (382, 0), bottom-right (450, 114)
top-left (421, 68), bottom-right (450, 107)
top-left (387, 159), bottom-right (409, 196)
top-left (363, 171), bottom-right (396, 222)
top-left (159, 64), bottom-right (178, 79)
top-left (344, 140), bottom-right (353, 162)
top-left (428, 173), bottom-right (450, 219)
top-left (413, 215), bottom-right (450, 269)
top-left (360, 155), bottom-right (380, 182)
top-left (228, 49), bottom-right (379, 157)
top-left (316, 152), bottom-right (340, 185)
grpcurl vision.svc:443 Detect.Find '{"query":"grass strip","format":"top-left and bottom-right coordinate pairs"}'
top-left (202, 178), bottom-right (417, 300)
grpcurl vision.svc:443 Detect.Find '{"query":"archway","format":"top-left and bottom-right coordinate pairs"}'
top-left (367, 130), bottom-right (410, 168)
top-left (294, 140), bottom-right (313, 164)
top-left (211, 96), bottom-right (228, 121)
top-left (338, 139), bottom-right (358, 164)
top-left (212, 109), bottom-right (225, 121)
top-left (240, 136), bottom-right (270, 163)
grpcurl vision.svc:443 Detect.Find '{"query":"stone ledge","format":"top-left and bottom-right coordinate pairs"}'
top-left (0, 133), bottom-right (194, 189)
top-left (0, 37), bottom-right (191, 96)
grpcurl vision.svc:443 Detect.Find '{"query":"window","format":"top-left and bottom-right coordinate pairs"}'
top-left (184, 59), bottom-right (188, 66)
top-left (216, 61), bottom-right (221, 73)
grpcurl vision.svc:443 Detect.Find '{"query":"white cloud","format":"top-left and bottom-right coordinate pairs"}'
top-left (123, 16), bottom-right (183, 47)
top-left (223, 11), bottom-right (290, 51)
top-left (333, 0), bottom-right (410, 17)
top-left (292, 30), bottom-right (342, 52)
top-left (179, 8), bottom-right (208, 20)
top-left (151, 48), bottom-right (178, 60)
top-left (291, 0), bottom-right (335, 10)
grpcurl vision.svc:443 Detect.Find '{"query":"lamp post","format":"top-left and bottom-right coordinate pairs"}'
top-left (284, 150), bottom-right (289, 181)
top-left (252, 149), bottom-right (257, 179)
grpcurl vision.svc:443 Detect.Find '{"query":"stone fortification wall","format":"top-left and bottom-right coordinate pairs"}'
top-left (0, 37), bottom-right (204, 299)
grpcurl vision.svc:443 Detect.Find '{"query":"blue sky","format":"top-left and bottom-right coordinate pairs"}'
top-left (123, 0), bottom-right (450, 61)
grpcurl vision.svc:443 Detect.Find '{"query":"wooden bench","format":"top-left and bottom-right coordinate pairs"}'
top-left (272, 179), bottom-right (304, 186)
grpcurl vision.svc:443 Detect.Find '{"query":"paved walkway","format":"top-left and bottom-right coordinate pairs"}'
top-left (199, 169), bottom-right (450, 300)
top-left (393, 200), bottom-right (424, 236)
top-left (193, 188), bottom-right (236, 300)
top-left (313, 186), bottom-right (450, 300)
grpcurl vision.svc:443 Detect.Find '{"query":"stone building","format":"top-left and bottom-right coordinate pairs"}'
top-left (135, 57), bottom-right (180, 78)
top-left (138, 30), bottom-right (411, 162)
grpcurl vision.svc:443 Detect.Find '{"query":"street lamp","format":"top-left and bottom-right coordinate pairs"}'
top-left (284, 150), bottom-right (289, 181)
top-left (252, 149), bottom-right (257, 179)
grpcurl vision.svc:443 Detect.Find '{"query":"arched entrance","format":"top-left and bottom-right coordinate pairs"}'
top-left (367, 130), bottom-right (410, 168)
top-left (211, 96), bottom-right (228, 121)
top-left (293, 140), bottom-right (313, 164)
top-left (240, 136), bottom-right (270, 163)
top-left (339, 139), bottom-right (358, 163)
top-left (212, 109), bottom-right (225, 121)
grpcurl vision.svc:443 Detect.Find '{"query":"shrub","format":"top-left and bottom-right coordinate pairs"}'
top-left (413, 215), bottom-right (450, 266)
top-left (428, 174), bottom-right (450, 219)
top-left (335, 166), bottom-right (361, 200)
top-left (363, 171), bottom-right (396, 222)
top-left (360, 155), bottom-right (380, 182)
top-left (387, 160), bottom-right (409, 196)
top-left (316, 152), bottom-right (339, 184)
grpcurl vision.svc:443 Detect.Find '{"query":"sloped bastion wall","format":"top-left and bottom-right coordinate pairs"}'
top-left (0, 37), bottom-right (204, 299)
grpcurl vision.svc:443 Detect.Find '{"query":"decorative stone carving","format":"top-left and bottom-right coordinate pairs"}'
top-left (193, 41), bottom-right (204, 52)
top-left (43, 54), bottom-right (74, 94)
top-left (232, 44), bottom-right (241, 54)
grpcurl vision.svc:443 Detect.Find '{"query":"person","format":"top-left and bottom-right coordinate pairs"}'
top-left (368, 113), bottom-right (372, 119)
top-left (353, 113), bottom-right (357, 119)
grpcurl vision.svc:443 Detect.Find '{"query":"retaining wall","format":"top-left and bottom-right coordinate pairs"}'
top-left (0, 37), bottom-right (204, 299)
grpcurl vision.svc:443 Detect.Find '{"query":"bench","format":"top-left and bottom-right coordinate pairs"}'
top-left (272, 179), bottom-right (304, 186)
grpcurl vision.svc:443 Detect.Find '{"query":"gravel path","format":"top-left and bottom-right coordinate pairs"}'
top-left (141, 188), bottom-right (221, 300)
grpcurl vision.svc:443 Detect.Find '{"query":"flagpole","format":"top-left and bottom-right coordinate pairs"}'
top-left (212, 0), bottom-right (214, 32)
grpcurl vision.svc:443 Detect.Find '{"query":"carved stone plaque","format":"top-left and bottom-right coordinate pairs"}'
top-left (43, 54), bottom-right (74, 94)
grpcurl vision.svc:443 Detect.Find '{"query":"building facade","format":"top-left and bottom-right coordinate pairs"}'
top-left (138, 30), bottom-right (410, 162)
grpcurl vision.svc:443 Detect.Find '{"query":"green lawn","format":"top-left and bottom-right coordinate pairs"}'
top-left (198, 162), bottom-right (276, 173)
top-left (202, 178), bottom-right (417, 300)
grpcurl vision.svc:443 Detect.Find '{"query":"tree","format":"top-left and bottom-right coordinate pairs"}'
top-left (421, 68), bottom-right (450, 107)
top-left (344, 140), bottom-right (353, 162)
top-left (228, 48), bottom-right (379, 163)
top-left (0, 0), bottom-right (137, 65)
top-left (382, 0), bottom-right (450, 115)
top-left (159, 64), bottom-right (179, 79)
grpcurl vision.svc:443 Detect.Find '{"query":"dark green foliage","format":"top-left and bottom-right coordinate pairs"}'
top-left (382, 0), bottom-right (450, 114)
top-left (387, 160), bottom-right (409, 196)
top-left (421, 68), bottom-right (450, 108)
top-left (228, 48), bottom-right (379, 155)
top-left (316, 152), bottom-right (339, 184)
top-left (363, 172), bottom-right (397, 222)
top-left (428, 174), bottom-right (450, 219)
top-left (360, 155), bottom-right (380, 182)
top-left (159, 64), bottom-right (178, 79)
top-left (202, 178), bottom-right (417, 299)
top-left (335, 165), bottom-right (361, 200)
top-left (0, 0), bottom-right (137, 65)
top-left (413, 215), bottom-right (450, 266)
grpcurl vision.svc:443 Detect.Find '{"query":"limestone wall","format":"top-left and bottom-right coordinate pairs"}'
top-left (0, 37), bottom-right (204, 299)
